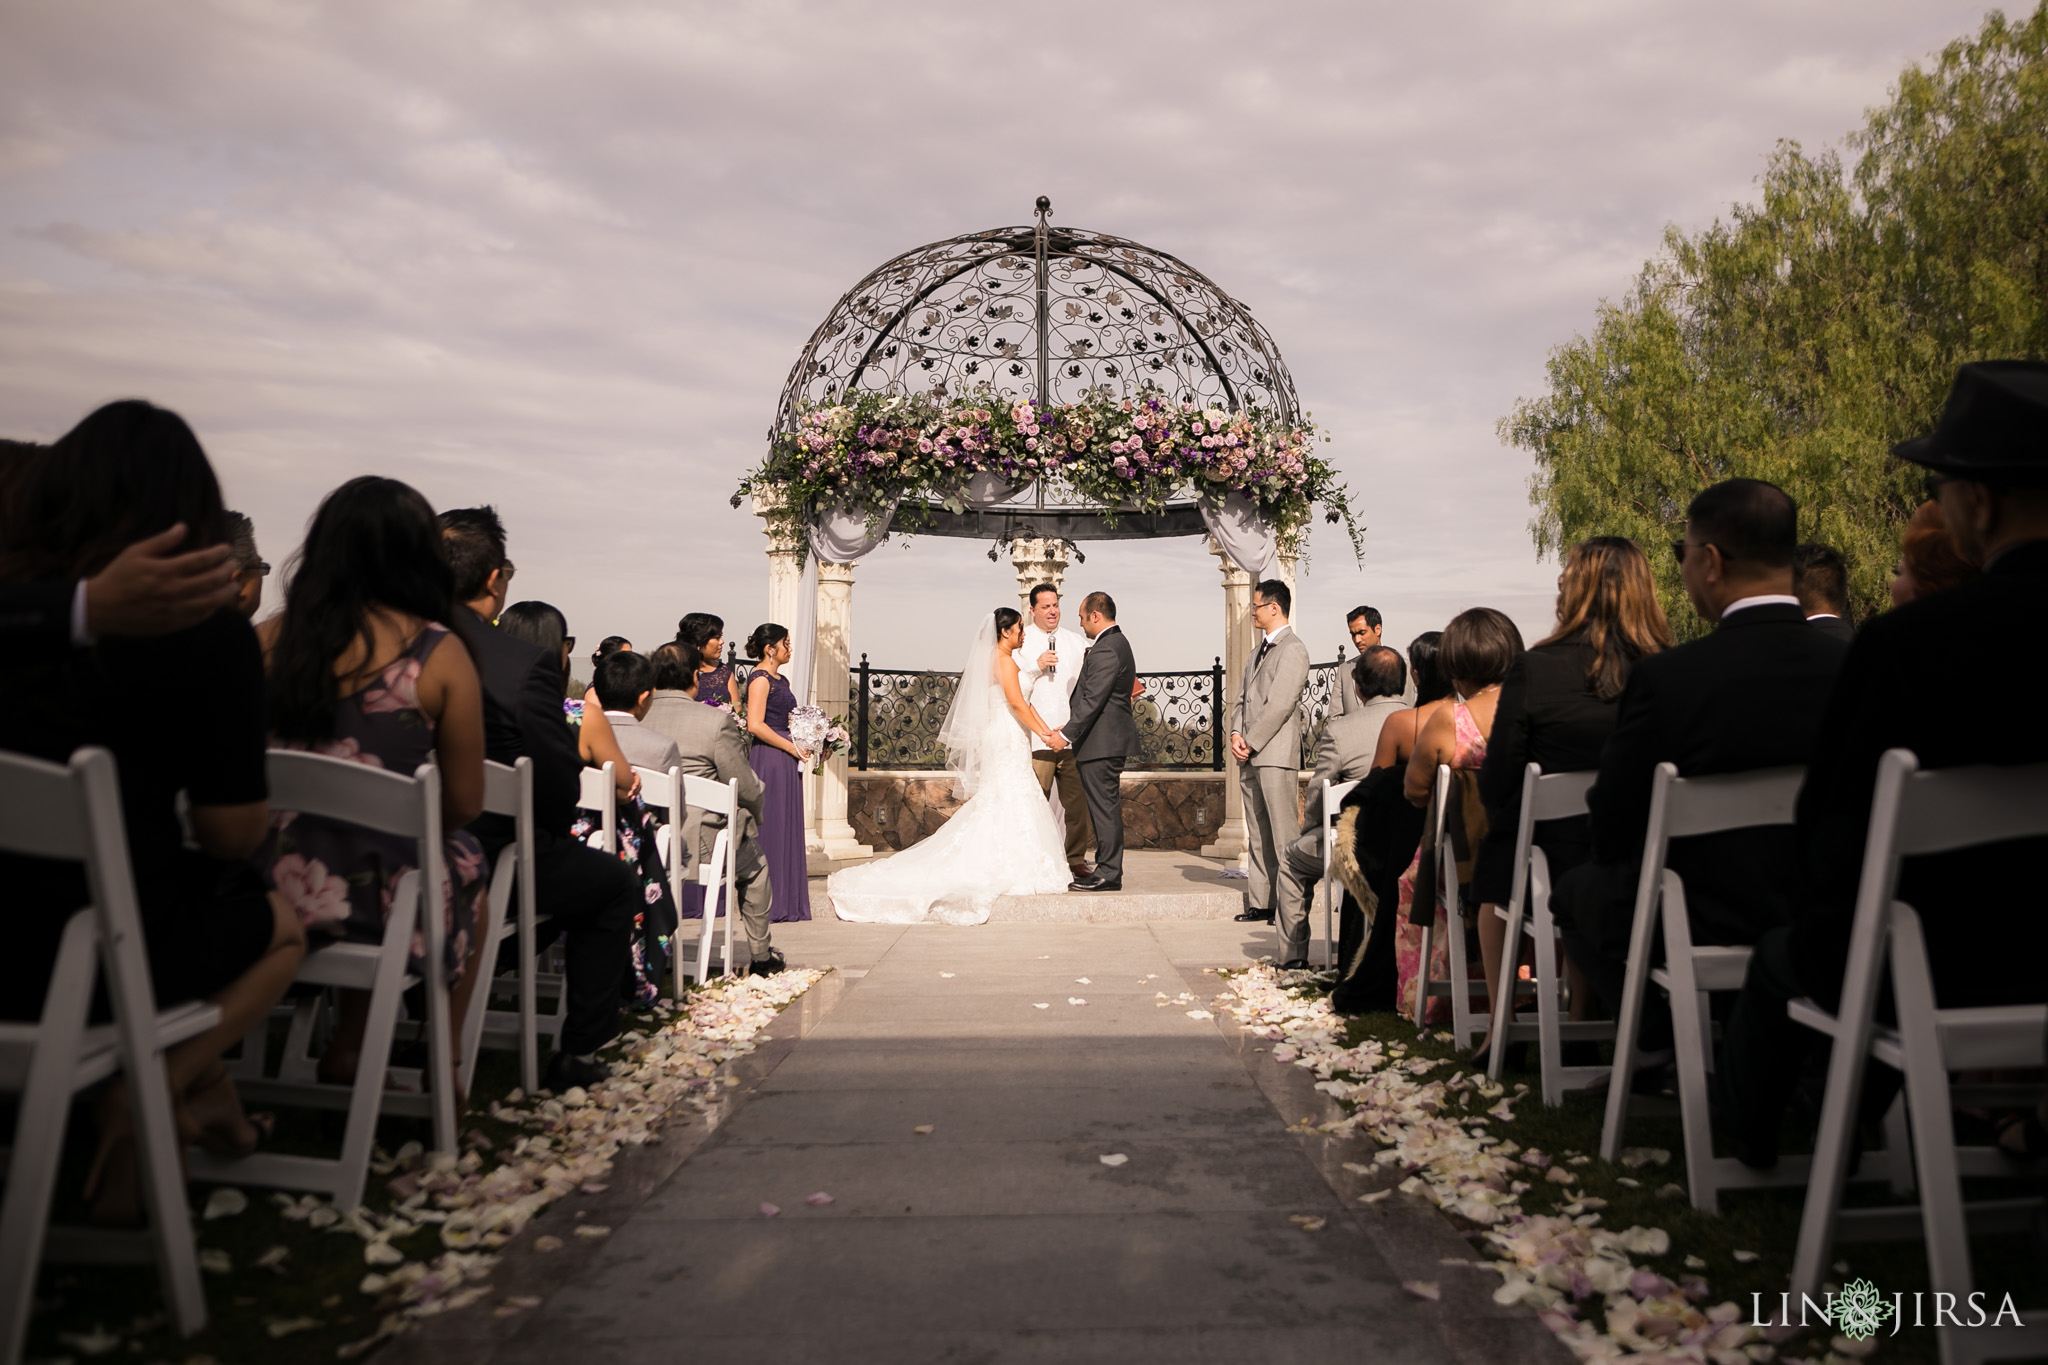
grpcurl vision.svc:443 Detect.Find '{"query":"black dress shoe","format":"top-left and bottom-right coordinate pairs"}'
top-left (1279, 958), bottom-right (1311, 971)
top-left (544, 1051), bottom-right (611, 1093)
top-left (748, 948), bottom-right (787, 977)
top-left (1234, 908), bottom-right (1275, 923)
top-left (1068, 875), bottom-right (1122, 892)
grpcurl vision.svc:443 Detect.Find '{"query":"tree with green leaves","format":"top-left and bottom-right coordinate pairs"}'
top-left (1503, 4), bottom-right (2048, 634)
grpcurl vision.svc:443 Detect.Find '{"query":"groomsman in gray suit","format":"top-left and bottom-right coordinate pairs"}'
top-left (1274, 646), bottom-right (1408, 965)
top-left (1228, 579), bottom-right (1311, 925)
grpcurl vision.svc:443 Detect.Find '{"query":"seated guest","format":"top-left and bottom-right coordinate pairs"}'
top-left (1889, 498), bottom-right (1980, 605)
top-left (1330, 632), bottom-right (1451, 1012)
top-left (1718, 360), bottom-right (2048, 1167)
top-left (260, 477), bottom-right (489, 1104)
top-left (644, 640), bottom-right (703, 743)
top-left (1793, 543), bottom-right (1855, 642)
top-left (0, 401), bottom-right (305, 1220)
top-left (679, 612), bottom-right (742, 710)
top-left (437, 510), bottom-right (640, 1088)
top-left (1275, 646), bottom-right (1409, 967)
top-left (222, 510), bottom-right (268, 619)
top-left (595, 650), bottom-right (684, 775)
top-left (1550, 479), bottom-right (1849, 1050)
top-left (668, 638), bottom-right (784, 975)
top-left (1394, 609), bottom-right (1524, 1020)
top-left (1470, 537), bottom-right (1672, 1061)
top-left (2, 437), bottom-right (242, 646)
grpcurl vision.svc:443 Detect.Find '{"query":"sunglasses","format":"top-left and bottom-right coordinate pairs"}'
top-left (1669, 539), bottom-right (1733, 565)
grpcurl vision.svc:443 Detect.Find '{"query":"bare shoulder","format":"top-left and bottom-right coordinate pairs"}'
top-left (995, 648), bottom-right (1018, 674)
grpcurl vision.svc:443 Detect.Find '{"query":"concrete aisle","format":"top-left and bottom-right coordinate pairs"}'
top-left (487, 918), bottom-right (1521, 1364)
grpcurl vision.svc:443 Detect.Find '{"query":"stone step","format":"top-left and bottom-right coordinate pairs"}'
top-left (987, 886), bottom-right (1245, 922)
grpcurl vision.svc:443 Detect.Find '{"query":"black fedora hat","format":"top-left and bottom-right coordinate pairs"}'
top-left (1893, 360), bottom-right (2048, 485)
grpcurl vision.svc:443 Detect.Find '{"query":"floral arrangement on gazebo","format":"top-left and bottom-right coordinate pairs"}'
top-left (735, 385), bottom-right (1359, 554)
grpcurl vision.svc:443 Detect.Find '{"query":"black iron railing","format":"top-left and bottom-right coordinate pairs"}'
top-left (846, 652), bottom-right (1347, 772)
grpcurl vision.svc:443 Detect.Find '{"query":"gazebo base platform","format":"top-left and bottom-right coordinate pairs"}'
top-left (809, 850), bottom-right (1251, 924)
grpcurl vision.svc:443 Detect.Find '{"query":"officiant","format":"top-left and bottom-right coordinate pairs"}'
top-left (1022, 583), bottom-right (1096, 882)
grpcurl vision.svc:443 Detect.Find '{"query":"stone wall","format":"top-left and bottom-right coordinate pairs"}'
top-left (849, 771), bottom-right (1274, 853)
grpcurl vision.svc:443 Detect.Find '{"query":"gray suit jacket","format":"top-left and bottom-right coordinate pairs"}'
top-left (1298, 695), bottom-right (1403, 835)
top-left (657, 699), bottom-right (766, 876)
top-left (1060, 625), bottom-right (1140, 763)
top-left (604, 710), bottom-right (685, 776)
top-left (1229, 626), bottom-right (1311, 769)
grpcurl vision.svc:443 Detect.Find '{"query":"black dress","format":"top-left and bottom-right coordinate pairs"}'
top-left (1470, 637), bottom-right (1624, 906)
top-left (0, 608), bottom-right (276, 1020)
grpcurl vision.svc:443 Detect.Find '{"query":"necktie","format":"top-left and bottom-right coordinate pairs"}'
top-left (1254, 638), bottom-right (1270, 668)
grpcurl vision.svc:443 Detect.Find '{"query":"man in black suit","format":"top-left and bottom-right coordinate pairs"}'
top-left (1793, 543), bottom-right (1855, 644)
top-left (1056, 591), bottom-right (1139, 892)
top-left (1716, 361), bottom-right (2048, 1168)
top-left (439, 507), bottom-right (638, 1093)
top-left (1551, 479), bottom-right (1850, 1035)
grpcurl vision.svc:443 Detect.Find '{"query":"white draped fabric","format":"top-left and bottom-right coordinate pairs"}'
top-left (788, 501), bottom-right (895, 706)
top-left (1197, 491), bottom-right (1280, 581)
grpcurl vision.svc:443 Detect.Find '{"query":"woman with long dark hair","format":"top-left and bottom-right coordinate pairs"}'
top-left (257, 476), bottom-right (488, 1103)
top-left (1467, 537), bottom-right (1672, 1067)
top-left (678, 612), bottom-right (742, 710)
top-left (743, 623), bottom-right (812, 922)
top-left (0, 400), bottom-right (306, 1220)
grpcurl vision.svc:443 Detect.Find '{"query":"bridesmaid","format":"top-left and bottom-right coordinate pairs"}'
top-left (679, 612), bottom-right (743, 710)
top-left (743, 624), bottom-right (813, 923)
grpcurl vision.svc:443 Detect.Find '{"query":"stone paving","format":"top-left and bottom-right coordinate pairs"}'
top-left (416, 901), bottom-right (1564, 1365)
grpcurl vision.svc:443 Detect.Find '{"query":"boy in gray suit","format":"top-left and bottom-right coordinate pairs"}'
top-left (1228, 579), bottom-right (1311, 925)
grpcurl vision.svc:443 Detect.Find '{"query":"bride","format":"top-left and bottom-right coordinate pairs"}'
top-left (827, 606), bottom-right (1071, 924)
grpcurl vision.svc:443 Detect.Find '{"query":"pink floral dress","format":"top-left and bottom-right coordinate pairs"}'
top-left (257, 624), bottom-right (485, 985)
top-left (1394, 699), bottom-right (1489, 1023)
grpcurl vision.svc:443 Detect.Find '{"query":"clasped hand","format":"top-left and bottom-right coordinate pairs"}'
top-left (1229, 732), bottom-right (1252, 763)
top-left (1044, 731), bottom-right (1069, 752)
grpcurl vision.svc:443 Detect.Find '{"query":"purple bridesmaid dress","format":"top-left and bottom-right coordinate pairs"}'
top-left (747, 671), bottom-right (813, 922)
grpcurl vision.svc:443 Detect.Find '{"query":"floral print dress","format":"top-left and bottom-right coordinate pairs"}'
top-left (564, 698), bottom-right (680, 1004)
top-left (259, 624), bottom-right (485, 985)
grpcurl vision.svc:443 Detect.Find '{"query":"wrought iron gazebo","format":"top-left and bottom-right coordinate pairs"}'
top-left (749, 198), bottom-right (1328, 867)
top-left (769, 195), bottom-right (1304, 542)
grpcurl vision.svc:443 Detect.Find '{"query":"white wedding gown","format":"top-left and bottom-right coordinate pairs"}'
top-left (827, 683), bottom-right (1071, 924)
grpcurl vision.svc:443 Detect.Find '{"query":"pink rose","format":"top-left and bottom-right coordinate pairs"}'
top-left (314, 737), bottom-right (387, 769)
top-left (273, 853), bottom-right (350, 928)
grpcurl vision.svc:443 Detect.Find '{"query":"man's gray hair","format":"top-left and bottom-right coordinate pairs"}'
top-left (223, 510), bottom-right (261, 569)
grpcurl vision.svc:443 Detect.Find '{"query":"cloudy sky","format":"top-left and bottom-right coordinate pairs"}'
top-left (0, 0), bottom-right (1994, 670)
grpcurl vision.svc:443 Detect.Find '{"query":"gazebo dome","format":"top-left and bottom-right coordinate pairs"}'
top-left (773, 197), bottom-right (1302, 442)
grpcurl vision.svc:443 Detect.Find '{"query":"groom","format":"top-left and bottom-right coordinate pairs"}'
top-left (1052, 591), bottom-right (1138, 892)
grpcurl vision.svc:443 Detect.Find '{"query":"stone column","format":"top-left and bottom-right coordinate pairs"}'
top-left (1008, 537), bottom-right (1071, 613)
top-left (810, 558), bottom-right (875, 867)
top-left (752, 491), bottom-right (804, 633)
top-left (1200, 535), bottom-right (1255, 860)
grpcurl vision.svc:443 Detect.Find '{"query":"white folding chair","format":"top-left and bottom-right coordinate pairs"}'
top-left (189, 752), bottom-right (455, 1212)
top-left (1485, 764), bottom-right (1617, 1103)
top-left (578, 763), bottom-right (618, 854)
top-left (680, 775), bottom-right (743, 985)
top-left (1599, 762), bottom-right (1908, 1212)
top-left (469, 759), bottom-right (545, 1095)
top-left (1413, 765), bottom-right (1488, 1049)
top-left (631, 764), bottom-right (691, 998)
top-left (1318, 777), bottom-right (1362, 970)
top-left (0, 749), bottom-right (217, 1358)
top-left (1789, 751), bottom-right (2048, 1365)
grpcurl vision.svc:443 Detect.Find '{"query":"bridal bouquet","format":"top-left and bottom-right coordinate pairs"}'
top-left (786, 704), bottom-right (851, 774)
